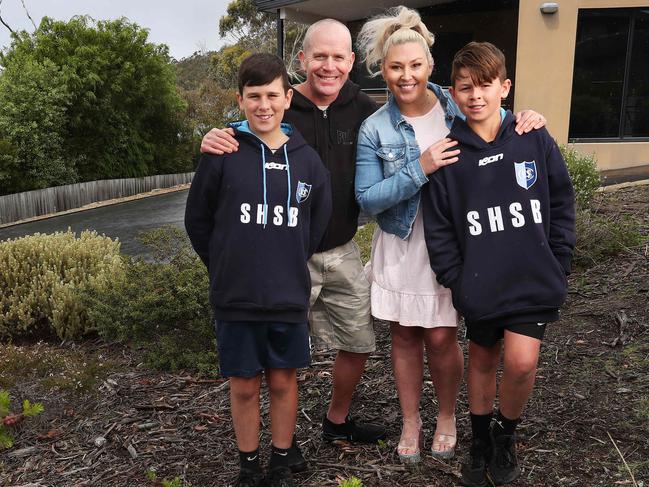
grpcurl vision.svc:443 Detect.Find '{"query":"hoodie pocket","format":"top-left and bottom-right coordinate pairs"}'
top-left (376, 145), bottom-right (406, 178)
top-left (454, 238), bottom-right (569, 322)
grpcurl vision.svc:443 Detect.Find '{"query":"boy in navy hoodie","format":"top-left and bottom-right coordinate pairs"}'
top-left (185, 53), bottom-right (331, 487)
top-left (421, 42), bottom-right (575, 486)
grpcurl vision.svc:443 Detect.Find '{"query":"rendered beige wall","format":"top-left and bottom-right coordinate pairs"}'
top-left (514, 0), bottom-right (649, 171)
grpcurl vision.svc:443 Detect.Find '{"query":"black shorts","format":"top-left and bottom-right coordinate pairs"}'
top-left (215, 320), bottom-right (310, 378)
top-left (465, 310), bottom-right (558, 348)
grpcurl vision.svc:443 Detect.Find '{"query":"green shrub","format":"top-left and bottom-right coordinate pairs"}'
top-left (561, 145), bottom-right (601, 208)
top-left (146, 469), bottom-right (184, 487)
top-left (83, 226), bottom-right (217, 375)
top-left (0, 230), bottom-right (123, 340)
top-left (339, 477), bottom-right (363, 487)
top-left (0, 390), bottom-right (44, 449)
top-left (574, 209), bottom-right (644, 269)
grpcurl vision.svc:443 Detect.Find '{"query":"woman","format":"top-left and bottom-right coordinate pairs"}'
top-left (355, 6), bottom-right (546, 463)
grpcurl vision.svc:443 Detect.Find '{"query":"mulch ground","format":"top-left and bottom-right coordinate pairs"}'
top-left (2, 186), bottom-right (648, 487)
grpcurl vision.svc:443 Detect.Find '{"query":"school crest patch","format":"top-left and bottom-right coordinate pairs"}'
top-left (296, 181), bottom-right (312, 203)
top-left (514, 161), bottom-right (537, 190)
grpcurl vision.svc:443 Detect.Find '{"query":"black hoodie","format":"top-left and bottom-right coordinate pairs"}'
top-left (284, 80), bottom-right (378, 252)
top-left (422, 111), bottom-right (576, 324)
top-left (185, 122), bottom-right (332, 323)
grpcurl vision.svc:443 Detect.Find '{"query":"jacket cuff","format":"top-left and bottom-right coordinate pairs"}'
top-left (406, 158), bottom-right (429, 187)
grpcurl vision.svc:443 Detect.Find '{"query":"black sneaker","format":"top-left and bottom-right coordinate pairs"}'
top-left (233, 468), bottom-right (265, 487)
top-left (460, 438), bottom-right (491, 487)
top-left (322, 414), bottom-right (387, 444)
top-left (287, 435), bottom-right (307, 473)
top-left (265, 466), bottom-right (295, 487)
top-left (489, 431), bottom-right (520, 484)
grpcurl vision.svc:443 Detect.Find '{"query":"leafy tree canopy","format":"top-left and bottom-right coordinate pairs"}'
top-left (214, 0), bottom-right (306, 83)
top-left (0, 16), bottom-right (190, 195)
top-left (218, 0), bottom-right (276, 52)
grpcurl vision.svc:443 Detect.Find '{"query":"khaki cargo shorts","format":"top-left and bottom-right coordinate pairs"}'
top-left (308, 240), bottom-right (375, 353)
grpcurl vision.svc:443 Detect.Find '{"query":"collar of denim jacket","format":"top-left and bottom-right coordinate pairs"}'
top-left (386, 82), bottom-right (458, 129)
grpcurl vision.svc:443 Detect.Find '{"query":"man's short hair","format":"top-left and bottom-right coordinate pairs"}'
top-left (238, 53), bottom-right (290, 93)
top-left (451, 41), bottom-right (507, 86)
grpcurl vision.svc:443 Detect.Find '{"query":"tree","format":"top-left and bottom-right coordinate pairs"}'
top-left (215, 0), bottom-right (306, 82)
top-left (180, 80), bottom-right (238, 138)
top-left (0, 58), bottom-right (75, 193)
top-left (0, 16), bottom-right (190, 194)
top-left (173, 0), bottom-right (308, 166)
top-left (218, 0), bottom-right (276, 51)
top-left (211, 43), bottom-right (252, 89)
top-left (174, 51), bottom-right (216, 91)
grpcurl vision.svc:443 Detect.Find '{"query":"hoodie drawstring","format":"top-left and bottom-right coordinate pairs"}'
top-left (261, 144), bottom-right (268, 228)
top-left (260, 143), bottom-right (292, 229)
top-left (283, 145), bottom-right (291, 219)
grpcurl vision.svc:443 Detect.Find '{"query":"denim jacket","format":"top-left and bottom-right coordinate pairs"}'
top-left (355, 82), bottom-right (464, 239)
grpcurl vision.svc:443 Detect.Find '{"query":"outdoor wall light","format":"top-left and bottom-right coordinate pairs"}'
top-left (540, 2), bottom-right (559, 14)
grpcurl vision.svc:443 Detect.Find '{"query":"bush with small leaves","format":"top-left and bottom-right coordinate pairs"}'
top-left (0, 230), bottom-right (123, 340)
top-left (560, 145), bottom-right (601, 208)
top-left (574, 210), bottom-right (644, 269)
top-left (558, 147), bottom-right (644, 269)
top-left (82, 226), bottom-right (216, 375)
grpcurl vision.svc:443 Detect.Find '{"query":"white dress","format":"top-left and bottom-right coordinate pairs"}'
top-left (367, 102), bottom-right (459, 328)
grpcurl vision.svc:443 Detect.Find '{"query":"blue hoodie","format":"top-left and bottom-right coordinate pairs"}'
top-left (185, 122), bottom-right (332, 323)
top-left (422, 111), bottom-right (576, 324)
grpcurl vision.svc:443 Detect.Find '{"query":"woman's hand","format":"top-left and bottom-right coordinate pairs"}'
top-left (419, 138), bottom-right (460, 175)
top-left (200, 127), bottom-right (238, 154)
top-left (514, 110), bottom-right (546, 135)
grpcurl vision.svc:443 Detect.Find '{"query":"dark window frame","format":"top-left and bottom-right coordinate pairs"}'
top-left (569, 7), bottom-right (649, 143)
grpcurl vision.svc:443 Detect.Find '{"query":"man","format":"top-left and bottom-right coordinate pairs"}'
top-left (200, 19), bottom-right (386, 466)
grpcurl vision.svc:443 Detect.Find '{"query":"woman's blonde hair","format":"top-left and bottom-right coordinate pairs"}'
top-left (357, 6), bottom-right (434, 77)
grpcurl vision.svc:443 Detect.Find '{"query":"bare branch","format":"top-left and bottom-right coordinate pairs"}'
top-left (0, 0), bottom-right (16, 34)
top-left (20, 0), bottom-right (37, 30)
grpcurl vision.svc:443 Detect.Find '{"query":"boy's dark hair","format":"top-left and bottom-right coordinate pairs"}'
top-left (238, 53), bottom-right (290, 94)
top-left (451, 41), bottom-right (507, 86)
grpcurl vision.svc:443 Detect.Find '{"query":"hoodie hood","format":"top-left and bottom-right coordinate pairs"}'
top-left (449, 108), bottom-right (515, 151)
top-left (228, 120), bottom-right (309, 153)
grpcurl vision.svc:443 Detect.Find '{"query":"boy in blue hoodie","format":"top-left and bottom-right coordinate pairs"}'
top-left (185, 53), bottom-right (331, 487)
top-left (421, 42), bottom-right (575, 486)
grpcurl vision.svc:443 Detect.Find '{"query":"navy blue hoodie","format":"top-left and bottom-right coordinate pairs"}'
top-left (185, 122), bottom-right (332, 323)
top-left (422, 111), bottom-right (576, 324)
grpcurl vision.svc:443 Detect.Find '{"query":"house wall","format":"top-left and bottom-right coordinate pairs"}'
top-left (514, 0), bottom-right (649, 173)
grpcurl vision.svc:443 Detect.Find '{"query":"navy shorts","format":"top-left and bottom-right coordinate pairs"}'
top-left (215, 320), bottom-right (310, 378)
top-left (465, 310), bottom-right (558, 348)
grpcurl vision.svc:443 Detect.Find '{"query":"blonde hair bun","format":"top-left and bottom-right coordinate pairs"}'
top-left (357, 6), bottom-right (434, 77)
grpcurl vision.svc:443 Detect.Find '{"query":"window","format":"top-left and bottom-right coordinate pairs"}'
top-left (569, 8), bottom-right (649, 140)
